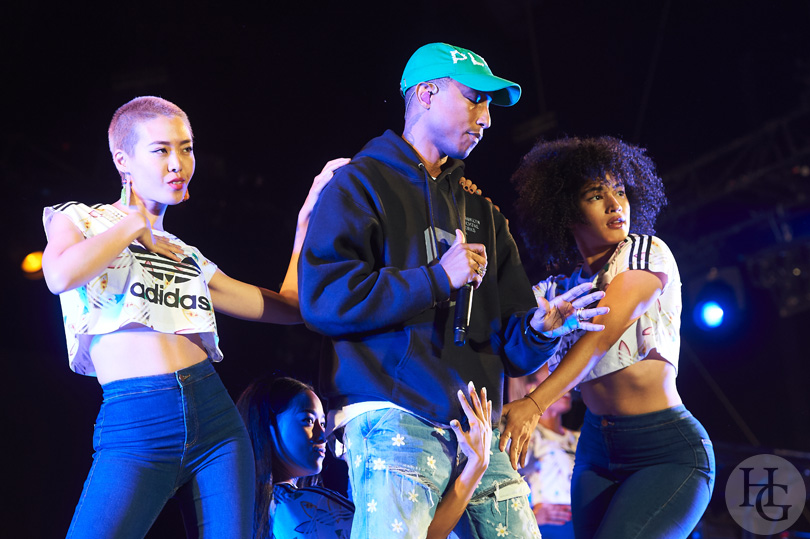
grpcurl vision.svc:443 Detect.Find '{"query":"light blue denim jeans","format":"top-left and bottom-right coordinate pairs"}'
top-left (572, 405), bottom-right (715, 539)
top-left (342, 408), bottom-right (540, 539)
top-left (66, 359), bottom-right (255, 539)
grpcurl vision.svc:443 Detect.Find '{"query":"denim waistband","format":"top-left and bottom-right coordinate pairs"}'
top-left (584, 404), bottom-right (692, 430)
top-left (101, 359), bottom-right (216, 399)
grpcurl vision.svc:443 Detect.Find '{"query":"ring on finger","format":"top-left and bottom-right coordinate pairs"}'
top-left (476, 266), bottom-right (485, 277)
top-left (576, 307), bottom-right (584, 322)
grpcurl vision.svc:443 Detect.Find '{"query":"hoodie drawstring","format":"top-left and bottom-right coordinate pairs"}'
top-left (420, 163), bottom-right (465, 262)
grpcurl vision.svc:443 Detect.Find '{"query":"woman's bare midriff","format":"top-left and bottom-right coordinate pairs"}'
top-left (89, 324), bottom-right (210, 385)
top-left (580, 351), bottom-right (682, 416)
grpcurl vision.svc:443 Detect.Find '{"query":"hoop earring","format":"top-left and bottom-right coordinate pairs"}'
top-left (120, 174), bottom-right (131, 206)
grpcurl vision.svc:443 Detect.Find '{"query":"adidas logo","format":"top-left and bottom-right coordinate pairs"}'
top-left (129, 282), bottom-right (212, 310)
top-left (128, 244), bottom-right (211, 310)
top-left (130, 244), bottom-right (202, 284)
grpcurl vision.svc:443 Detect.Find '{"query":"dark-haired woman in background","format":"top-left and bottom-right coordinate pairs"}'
top-left (237, 376), bottom-right (495, 539)
top-left (502, 136), bottom-right (714, 538)
top-left (237, 377), bottom-right (355, 538)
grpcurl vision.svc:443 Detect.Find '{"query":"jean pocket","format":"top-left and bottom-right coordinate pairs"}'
top-left (701, 438), bottom-right (716, 492)
top-left (494, 478), bottom-right (531, 502)
top-left (360, 408), bottom-right (399, 438)
top-left (470, 477), bottom-right (530, 505)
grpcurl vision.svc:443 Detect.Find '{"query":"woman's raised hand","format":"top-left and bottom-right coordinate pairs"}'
top-left (450, 382), bottom-right (493, 474)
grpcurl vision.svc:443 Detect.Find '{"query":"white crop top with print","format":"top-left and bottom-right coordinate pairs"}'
top-left (533, 234), bottom-right (681, 383)
top-left (43, 202), bottom-right (223, 376)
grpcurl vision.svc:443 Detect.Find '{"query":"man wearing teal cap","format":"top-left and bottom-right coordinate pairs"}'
top-left (299, 42), bottom-right (606, 538)
top-left (400, 42), bottom-right (522, 107)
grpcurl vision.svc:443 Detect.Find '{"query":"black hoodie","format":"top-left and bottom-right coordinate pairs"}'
top-left (299, 130), bottom-right (557, 425)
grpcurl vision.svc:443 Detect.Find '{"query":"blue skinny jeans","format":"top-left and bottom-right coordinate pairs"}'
top-left (66, 359), bottom-right (255, 539)
top-left (572, 405), bottom-right (715, 539)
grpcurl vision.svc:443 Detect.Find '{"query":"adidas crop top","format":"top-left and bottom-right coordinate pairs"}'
top-left (533, 235), bottom-right (681, 383)
top-left (43, 202), bottom-right (223, 376)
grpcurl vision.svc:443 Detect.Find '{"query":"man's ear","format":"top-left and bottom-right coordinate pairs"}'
top-left (416, 82), bottom-right (434, 108)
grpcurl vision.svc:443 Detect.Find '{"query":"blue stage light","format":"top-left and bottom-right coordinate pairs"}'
top-left (690, 271), bottom-right (744, 331)
top-left (697, 301), bottom-right (724, 328)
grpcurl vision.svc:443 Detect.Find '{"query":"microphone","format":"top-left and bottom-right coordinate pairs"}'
top-left (454, 283), bottom-right (474, 346)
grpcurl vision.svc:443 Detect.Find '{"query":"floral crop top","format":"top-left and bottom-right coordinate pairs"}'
top-left (43, 202), bottom-right (223, 376)
top-left (271, 483), bottom-right (354, 538)
top-left (533, 235), bottom-right (681, 383)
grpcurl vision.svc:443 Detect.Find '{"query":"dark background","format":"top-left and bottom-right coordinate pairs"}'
top-left (4, 1), bottom-right (810, 537)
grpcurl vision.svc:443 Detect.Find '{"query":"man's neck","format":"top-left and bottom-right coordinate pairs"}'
top-left (400, 131), bottom-right (447, 178)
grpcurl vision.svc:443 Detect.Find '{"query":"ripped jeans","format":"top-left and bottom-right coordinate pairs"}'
top-left (342, 408), bottom-right (540, 539)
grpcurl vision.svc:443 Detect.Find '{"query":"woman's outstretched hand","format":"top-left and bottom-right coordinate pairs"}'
top-left (530, 281), bottom-right (609, 338)
top-left (450, 382), bottom-right (492, 474)
top-left (426, 385), bottom-right (492, 539)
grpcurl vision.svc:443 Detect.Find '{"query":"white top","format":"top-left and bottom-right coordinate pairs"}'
top-left (533, 234), bottom-right (681, 383)
top-left (519, 425), bottom-right (579, 505)
top-left (43, 202), bottom-right (222, 376)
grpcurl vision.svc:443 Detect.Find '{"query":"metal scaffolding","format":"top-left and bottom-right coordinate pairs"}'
top-left (658, 106), bottom-right (810, 317)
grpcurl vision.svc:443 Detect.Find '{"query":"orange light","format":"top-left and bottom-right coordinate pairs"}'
top-left (22, 251), bottom-right (43, 274)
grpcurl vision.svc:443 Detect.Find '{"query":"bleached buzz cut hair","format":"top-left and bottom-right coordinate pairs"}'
top-left (108, 96), bottom-right (192, 157)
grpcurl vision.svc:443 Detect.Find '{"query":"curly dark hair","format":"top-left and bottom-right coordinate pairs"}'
top-left (511, 136), bottom-right (667, 271)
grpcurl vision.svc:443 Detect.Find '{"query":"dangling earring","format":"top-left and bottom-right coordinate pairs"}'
top-left (182, 188), bottom-right (190, 203)
top-left (120, 174), bottom-right (132, 206)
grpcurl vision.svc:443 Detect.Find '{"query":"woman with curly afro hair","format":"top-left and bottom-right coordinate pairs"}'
top-left (503, 136), bottom-right (714, 538)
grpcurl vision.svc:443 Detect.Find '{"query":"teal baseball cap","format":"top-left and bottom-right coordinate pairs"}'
top-left (400, 42), bottom-right (522, 107)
